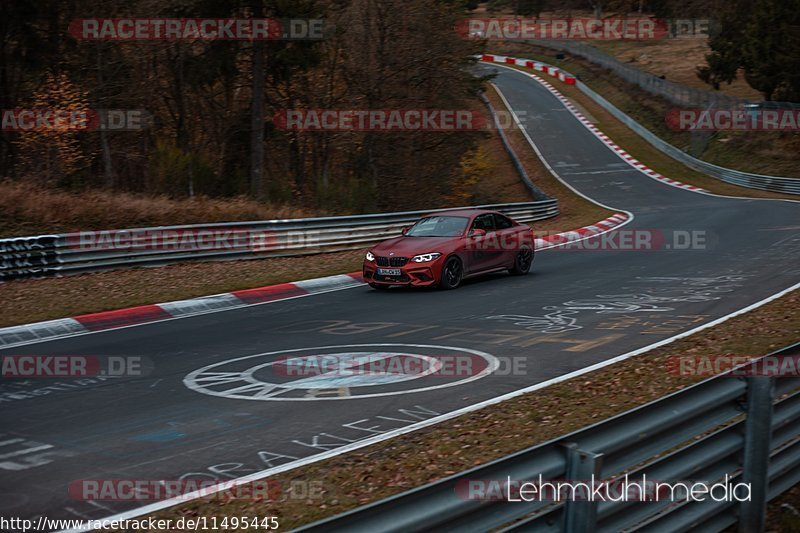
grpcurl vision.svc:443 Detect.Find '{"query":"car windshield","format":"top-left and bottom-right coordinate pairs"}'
top-left (405, 216), bottom-right (468, 237)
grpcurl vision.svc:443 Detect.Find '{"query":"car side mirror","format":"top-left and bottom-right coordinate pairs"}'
top-left (470, 228), bottom-right (487, 238)
top-left (401, 226), bottom-right (410, 235)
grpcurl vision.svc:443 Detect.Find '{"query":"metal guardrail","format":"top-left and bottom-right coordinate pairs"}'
top-left (512, 44), bottom-right (800, 195)
top-left (298, 342), bottom-right (800, 532)
top-left (534, 41), bottom-right (800, 111)
top-left (574, 82), bottom-right (800, 196)
top-left (481, 52), bottom-right (800, 195)
top-left (0, 201), bottom-right (559, 281)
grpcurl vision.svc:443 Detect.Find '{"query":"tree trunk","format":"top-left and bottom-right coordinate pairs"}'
top-left (250, 38), bottom-right (265, 200)
top-left (96, 44), bottom-right (114, 188)
top-left (174, 44), bottom-right (188, 152)
top-left (590, 0), bottom-right (603, 20)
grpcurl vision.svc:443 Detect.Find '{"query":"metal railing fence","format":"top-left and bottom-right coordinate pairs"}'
top-left (298, 342), bottom-right (800, 533)
top-left (0, 201), bottom-right (559, 281)
top-left (533, 41), bottom-right (800, 111)
top-left (574, 81), bottom-right (800, 195)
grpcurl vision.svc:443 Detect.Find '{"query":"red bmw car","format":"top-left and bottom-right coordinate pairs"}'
top-left (363, 209), bottom-right (535, 290)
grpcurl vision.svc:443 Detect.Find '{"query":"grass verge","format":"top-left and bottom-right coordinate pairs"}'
top-left (144, 289), bottom-right (798, 529)
top-left (765, 484), bottom-right (800, 532)
top-left (0, 251), bottom-right (365, 328)
top-left (589, 39), bottom-right (761, 99)
top-left (0, 181), bottom-right (324, 239)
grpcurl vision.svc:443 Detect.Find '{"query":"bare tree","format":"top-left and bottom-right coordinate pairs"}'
top-left (250, 38), bottom-right (265, 199)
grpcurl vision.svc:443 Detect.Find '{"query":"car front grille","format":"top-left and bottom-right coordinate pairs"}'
top-left (376, 256), bottom-right (408, 267)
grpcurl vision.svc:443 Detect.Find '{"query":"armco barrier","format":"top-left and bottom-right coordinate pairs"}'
top-left (575, 81), bottom-right (800, 196)
top-left (532, 40), bottom-right (800, 111)
top-left (298, 342), bottom-right (800, 532)
top-left (480, 54), bottom-right (800, 196)
top-left (0, 201), bottom-right (558, 281)
top-left (479, 92), bottom-right (549, 200)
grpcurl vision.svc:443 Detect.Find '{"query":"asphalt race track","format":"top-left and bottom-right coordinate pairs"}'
top-left (2, 65), bottom-right (799, 524)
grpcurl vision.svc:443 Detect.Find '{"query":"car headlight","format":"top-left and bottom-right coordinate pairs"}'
top-left (411, 252), bottom-right (441, 263)
top-left (365, 251), bottom-right (375, 261)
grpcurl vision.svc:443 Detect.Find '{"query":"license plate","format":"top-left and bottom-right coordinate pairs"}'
top-left (378, 268), bottom-right (402, 276)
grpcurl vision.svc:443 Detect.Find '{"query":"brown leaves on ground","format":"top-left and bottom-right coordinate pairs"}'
top-left (0, 180), bottom-right (321, 238)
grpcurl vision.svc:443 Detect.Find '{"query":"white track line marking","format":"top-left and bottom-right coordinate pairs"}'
top-left (0, 444), bottom-right (53, 459)
top-left (60, 280), bottom-right (800, 532)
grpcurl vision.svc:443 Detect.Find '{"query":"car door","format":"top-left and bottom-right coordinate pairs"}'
top-left (493, 213), bottom-right (518, 267)
top-left (466, 214), bottom-right (497, 273)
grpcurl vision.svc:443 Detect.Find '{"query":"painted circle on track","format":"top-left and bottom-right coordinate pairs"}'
top-left (183, 344), bottom-right (498, 401)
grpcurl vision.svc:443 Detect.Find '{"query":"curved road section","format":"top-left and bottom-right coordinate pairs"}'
top-left (2, 65), bottom-right (799, 524)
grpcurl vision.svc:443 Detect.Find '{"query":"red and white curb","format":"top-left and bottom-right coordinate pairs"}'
top-left (0, 273), bottom-right (364, 348)
top-left (482, 54), bottom-right (576, 85)
top-left (0, 214), bottom-right (629, 348)
top-left (534, 212), bottom-right (628, 249)
top-left (481, 54), bottom-right (706, 194)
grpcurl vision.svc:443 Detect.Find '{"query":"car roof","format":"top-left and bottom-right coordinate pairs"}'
top-left (424, 209), bottom-right (499, 218)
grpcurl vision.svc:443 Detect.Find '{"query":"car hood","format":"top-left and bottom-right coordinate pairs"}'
top-left (371, 236), bottom-right (458, 257)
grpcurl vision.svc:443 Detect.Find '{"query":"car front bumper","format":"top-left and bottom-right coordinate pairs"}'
top-left (362, 260), bottom-right (441, 287)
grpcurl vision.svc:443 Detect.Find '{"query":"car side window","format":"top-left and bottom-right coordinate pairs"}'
top-left (494, 214), bottom-right (513, 230)
top-left (471, 214), bottom-right (495, 232)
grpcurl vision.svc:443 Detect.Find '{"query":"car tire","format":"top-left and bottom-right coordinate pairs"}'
top-left (510, 247), bottom-right (533, 275)
top-left (369, 282), bottom-right (390, 290)
top-left (438, 256), bottom-right (463, 290)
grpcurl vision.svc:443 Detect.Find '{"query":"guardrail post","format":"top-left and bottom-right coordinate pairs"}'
top-left (739, 376), bottom-right (775, 533)
top-left (563, 443), bottom-right (603, 533)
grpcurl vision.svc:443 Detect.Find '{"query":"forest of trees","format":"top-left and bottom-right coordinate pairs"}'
top-left (2, 0), bottom-right (797, 213)
top-left (1, 0), bottom-right (484, 212)
top-left (698, 0), bottom-right (800, 102)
